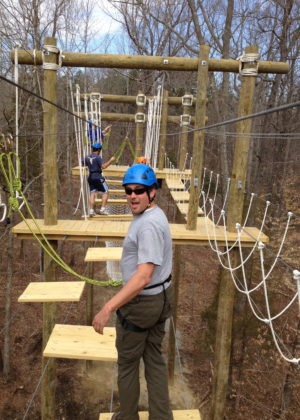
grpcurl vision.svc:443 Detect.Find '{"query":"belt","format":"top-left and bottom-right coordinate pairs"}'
top-left (116, 274), bottom-right (172, 333)
top-left (143, 274), bottom-right (172, 290)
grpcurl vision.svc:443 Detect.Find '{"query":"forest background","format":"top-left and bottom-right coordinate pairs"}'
top-left (0, 1), bottom-right (299, 419)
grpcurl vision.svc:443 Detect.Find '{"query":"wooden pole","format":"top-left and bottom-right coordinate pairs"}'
top-left (158, 88), bottom-right (169, 169)
top-left (135, 91), bottom-right (145, 158)
top-left (12, 50), bottom-right (289, 74)
top-left (41, 37), bottom-right (58, 420)
top-left (211, 46), bottom-right (258, 420)
top-left (186, 45), bottom-right (210, 230)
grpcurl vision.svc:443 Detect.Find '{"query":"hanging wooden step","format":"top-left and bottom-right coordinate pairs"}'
top-left (99, 409), bottom-right (201, 419)
top-left (106, 179), bottom-right (123, 186)
top-left (85, 247), bottom-right (123, 262)
top-left (176, 203), bottom-right (203, 216)
top-left (108, 189), bottom-right (126, 196)
top-left (171, 191), bottom-right (190, 202)
top-left (43, 324), bottom-right (117, 361)
top-left (165, 178), bottom-right (186, 190)
top-left (95, 198), bottom-right (128, 205)
top-left (18, 281), bottom-right (85, 302)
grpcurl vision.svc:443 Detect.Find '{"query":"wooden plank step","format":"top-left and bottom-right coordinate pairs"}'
top-left (108, 189), bottom-right (126, 196)
top-left (95, 198), bottom-right (128, 205)
top-left (165, 178), bottom-right (186, 190)
top-left (170, 191), bottom-right (190, 202)
top-left (43, 324), bottom-right (117, 361)
top-left (85, 247), bottom-right (123, 262)
top-left (176, 203), bottom-right (203, 216)
top-left (106, 179), bottom-right (123, 185)
top-left (18, 281), bottom-right (85, 302)
top-left (99, 409), bottom-right (201, 419)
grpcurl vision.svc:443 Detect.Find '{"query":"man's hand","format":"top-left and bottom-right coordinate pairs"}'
top-left (92, 306), bottom-right (111, 334)
top-left (110, 156), bottom-right (116, 163)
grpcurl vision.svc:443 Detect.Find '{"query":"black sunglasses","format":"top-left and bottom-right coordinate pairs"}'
top-left (125, 186), bottom-right (147, 196)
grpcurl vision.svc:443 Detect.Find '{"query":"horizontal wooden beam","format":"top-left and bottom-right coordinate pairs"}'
top-left (81, 93), bottom-right (195, 106)
top-left (81, 111), bottom-right (197, 124)
top-left (11, 50), bottom-right (289, 74)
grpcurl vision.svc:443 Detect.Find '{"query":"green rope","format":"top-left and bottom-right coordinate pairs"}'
top-left (114, 136), bottom-right (136, 163)
top-left (0, 152), bottom-right (122, 288)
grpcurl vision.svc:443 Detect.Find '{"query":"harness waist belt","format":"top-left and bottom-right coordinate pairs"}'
top-left (143, 274), bottom-right (172, 290)
top-left (116, 309), bottom-right (147, 333)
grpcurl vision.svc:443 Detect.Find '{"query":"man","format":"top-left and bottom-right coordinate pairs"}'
top-left (92, 164), bottom-right (174, 420)
top-left (87, 119), bottom-right (112, 144)
top-left (83, 142), bottom-right (115, 216)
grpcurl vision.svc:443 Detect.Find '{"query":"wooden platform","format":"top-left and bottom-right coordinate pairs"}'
top-left (85, 247), bottom-right (123, 262)
top-left (99, 409), bottom-right (201, 419)
top-left (88, 214), bottom-right (132, 221)
top-left (12, 218), bottom-right (269, 246)
top-left (72, 165), bottom-right (192, 180)
top-left (43, 324), bottom-right (117, 361)
top-left (18, 281), bottom-right (85, 302)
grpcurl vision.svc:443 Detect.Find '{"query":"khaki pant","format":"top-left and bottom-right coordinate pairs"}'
top-left (115, 285), bottom-right (174, 420)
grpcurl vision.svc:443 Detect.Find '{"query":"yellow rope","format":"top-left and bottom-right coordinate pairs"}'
top-left (0, 152), bottom-right (122, 287)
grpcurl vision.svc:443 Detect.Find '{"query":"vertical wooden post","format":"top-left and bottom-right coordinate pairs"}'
top-left (158, 88), bottom-right (169, 170)
top-left (211, 45), bottom-right (258, 420)
top-left (186, 45), bottom-right (210, 230)
top-left (179, 98), bottom-right (192, 171)
top-left (135, 91), bottom-right (145, 158)
top-left (168, 244), bottom-right (180, 383)
top-left (41, 37), bottom-right (58, 420)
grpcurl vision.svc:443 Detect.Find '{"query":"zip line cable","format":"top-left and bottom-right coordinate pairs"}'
top-left (1, 74), bottom-right (300, 142)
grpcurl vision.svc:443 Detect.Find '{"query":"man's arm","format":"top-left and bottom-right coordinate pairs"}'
top-left (102, 156), bottom-right (116, 169)
top-left (92, 262), bottom-right (154, 334)
top-left (103, 125), bottom-right (112, 135)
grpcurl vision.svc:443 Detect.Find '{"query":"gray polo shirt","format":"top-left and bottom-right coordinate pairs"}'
top-left (121, 206), bottom-right (172, 295)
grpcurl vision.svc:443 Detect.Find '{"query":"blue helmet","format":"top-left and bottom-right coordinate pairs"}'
top-left (123, 164), bottom-right (158, 187)
top-left (92, 142), bottom-right (102, 150)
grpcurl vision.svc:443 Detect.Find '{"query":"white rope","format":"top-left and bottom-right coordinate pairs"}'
top-left (70, 82), bottom-right (89, 219)
top-left (144, 85), bottom-right (163, 168)
top-left (258, 242), bottom-right (299, 364)
top-left (201, 189), bottom-right (299, 363)
top-left (42, 44), bottom-right (63, 70)
top-left (294, 270), bottom-right (300, 310)
top-left (0, 195), bottom-right (7, 222)
top-left (203, 194), bottom-right (268, 266)
top-left (236, 52), bottom-right (260, 76)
